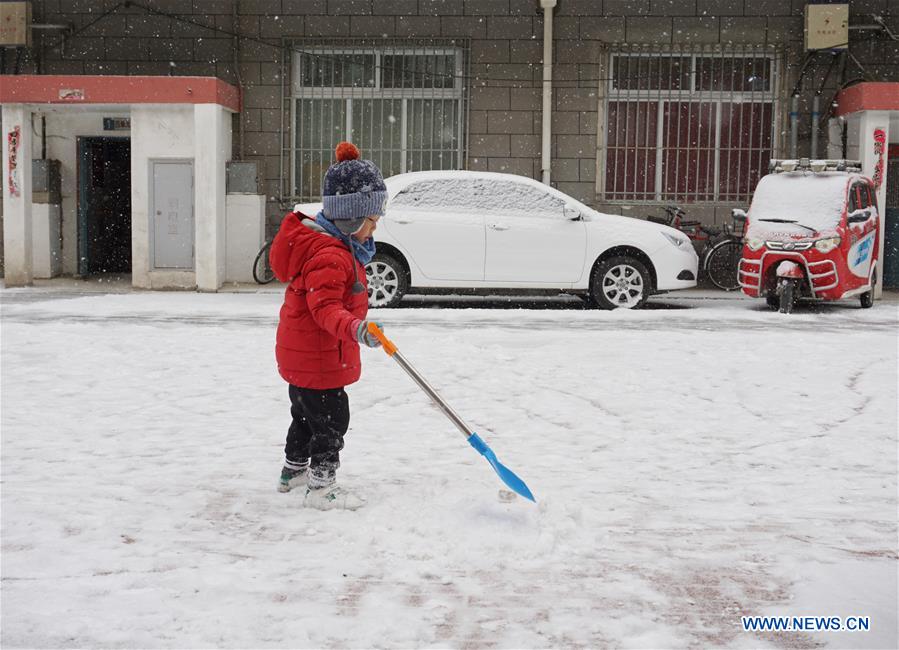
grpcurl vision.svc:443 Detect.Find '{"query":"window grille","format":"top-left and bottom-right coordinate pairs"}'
top-left (601, 45), bottom-right (781, 204)
top-left (283, 38), bottom-right (469, 202)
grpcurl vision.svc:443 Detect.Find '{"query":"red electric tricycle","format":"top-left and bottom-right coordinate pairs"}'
top-left (738, 159), bottom-right (880, 314)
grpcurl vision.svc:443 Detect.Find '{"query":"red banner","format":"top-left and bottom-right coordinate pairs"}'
top-left (7, 125), bottom-right (20, 197)
top-left (872, 128), bottom-right (886, 191)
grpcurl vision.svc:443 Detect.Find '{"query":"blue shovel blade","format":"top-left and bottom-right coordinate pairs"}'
top-left (468, 433), bottom-right (536, 502)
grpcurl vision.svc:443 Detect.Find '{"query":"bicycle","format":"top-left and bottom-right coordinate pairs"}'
top-left (253, 239), bottom-right (277, 284)
top-left (647, 205), bottom-right (746, 291)
top-left (699, 217), bottom-right (745, 291)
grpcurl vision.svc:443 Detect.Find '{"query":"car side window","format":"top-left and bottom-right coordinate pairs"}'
top-left (866, 184), bottom-right (878, 212)
top-left (392, 179), bottom-right (497, 212)
top-left (857, 183), bottom-right (869, 209)
top-left (848, 183), bottom-right (860, 212)
top-left (488, 181), bottom-right (566, 216)
top-left (391, 178), bottom-right (567, 216)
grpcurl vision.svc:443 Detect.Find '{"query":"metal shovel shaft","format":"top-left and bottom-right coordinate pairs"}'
top-left (389, 349), bottom-right (473, 439)
top-left (367, 322), bottom-right (536, 502)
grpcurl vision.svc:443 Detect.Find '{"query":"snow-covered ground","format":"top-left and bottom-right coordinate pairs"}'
top-left (2, 286), bottom-right (897, 649)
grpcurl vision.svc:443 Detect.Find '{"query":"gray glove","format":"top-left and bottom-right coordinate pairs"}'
top-left (356, 320), bottom-right (383, 348)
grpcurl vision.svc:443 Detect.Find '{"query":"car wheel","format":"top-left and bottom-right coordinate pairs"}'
top-left (778, 279), bottom-right (795, 314)
top-left (365, 253), bottom-right (408, 308)
top-left (765, 294), bottom-right (779, 309)
top-left (860, 269), bottom-right (876, 309)
top-left (591, 256), bottom-right (651, 310)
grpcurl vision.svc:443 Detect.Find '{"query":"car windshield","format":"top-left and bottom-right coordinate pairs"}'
top-left (746, 172), bottom-right (847, 238)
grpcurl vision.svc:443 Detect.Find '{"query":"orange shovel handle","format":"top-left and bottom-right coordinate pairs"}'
top-left (367, 321), bottom-right (397, 356)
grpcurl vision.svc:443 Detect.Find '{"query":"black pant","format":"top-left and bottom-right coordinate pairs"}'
top-left (284, 384), bottom-right (350, 479)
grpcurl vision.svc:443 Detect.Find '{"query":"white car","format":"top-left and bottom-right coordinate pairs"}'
top-left (296, 171), bottom-right (698, 309)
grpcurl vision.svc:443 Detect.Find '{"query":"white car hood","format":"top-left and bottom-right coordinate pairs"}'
top-left (293, 202), bottom-right (322, 216)
top-left (583, 210), bottom-right (687, 246)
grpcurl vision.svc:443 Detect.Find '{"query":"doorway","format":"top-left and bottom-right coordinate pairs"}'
top-left (77, 137), bottom-right (131, 276)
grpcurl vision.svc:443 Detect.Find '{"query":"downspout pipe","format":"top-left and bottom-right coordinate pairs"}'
top-left (790, 94), bottom-right (799, 158)
top-left (233, 0), bottom-right (244, 160)
top-left (789, 52), bottom-right (815, 159)
top-left (810, 94), bottom-right (820, 158)
top-left (540, 0), bottom-right (556, 185)
top-left (811, 52), bottom-right (840, 159)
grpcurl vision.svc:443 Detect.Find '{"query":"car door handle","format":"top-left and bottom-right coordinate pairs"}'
top-left (488, 223), bottom-right (510, 231)
top-left (392, 218), bottom-right (412, 224)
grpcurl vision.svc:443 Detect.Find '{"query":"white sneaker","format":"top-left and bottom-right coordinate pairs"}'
top-left (278, 466), bottom-right (308, 493)
top-left (304, 484), bottom-right (365, 511)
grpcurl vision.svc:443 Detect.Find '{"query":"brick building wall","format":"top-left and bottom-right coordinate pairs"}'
top-left (4, 0), bottom-right (897, 233)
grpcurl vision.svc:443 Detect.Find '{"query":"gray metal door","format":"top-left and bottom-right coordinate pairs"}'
top-left (151, 161), bottom-right (194, 269)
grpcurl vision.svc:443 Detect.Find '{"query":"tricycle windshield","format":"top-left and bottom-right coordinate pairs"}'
top-left (746, 172), bottom-right (848, 239)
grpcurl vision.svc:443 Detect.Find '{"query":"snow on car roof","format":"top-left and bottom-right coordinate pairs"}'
top-left (386, 169), bottom-right (547, 191)
top-left (297, 171), bottom-right (583, 218)
top-left (386, 171), bottom-right (573, 215)
top-left (383, 170), bottom-right (590, 216)
top-left (380, 170), bottom-right (691, 241)
top-left (746, 171), bottom-right (859, 238)
top-left (386, 170), bottom-right (579, 203)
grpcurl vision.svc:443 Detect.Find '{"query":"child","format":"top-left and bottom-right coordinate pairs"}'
top-left (269, 142), bottom-right (387, 511)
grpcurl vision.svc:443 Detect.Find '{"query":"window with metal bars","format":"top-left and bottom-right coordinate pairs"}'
top-left (602, 46), bottom-right (780, 204)
top-left (287, 40), bottom-right (468, 201)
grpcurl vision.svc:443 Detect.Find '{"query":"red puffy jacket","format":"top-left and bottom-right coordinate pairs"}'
top-left (270, 212), bottom-right (369, 389)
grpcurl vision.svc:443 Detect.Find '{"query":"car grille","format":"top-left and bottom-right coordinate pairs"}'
top-left (765, 241), bottom-right (813, 251)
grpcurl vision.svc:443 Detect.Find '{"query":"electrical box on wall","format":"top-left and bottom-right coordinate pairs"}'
top-left (0, 1), bottom-right (32, 47)
top-left (32, 159), bottom-right (61, 205)
top-left (226, 162), bottom-right (260, 194)
top-left (804, 3), bottom-right (849, 50)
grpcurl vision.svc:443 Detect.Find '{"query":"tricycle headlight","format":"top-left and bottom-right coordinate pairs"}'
top-left (746, 237), bottom-right (765, 251)
top-left (661, 232), bottom-right (688, 249)
top-left (814, 236), bottom-right (841, 253)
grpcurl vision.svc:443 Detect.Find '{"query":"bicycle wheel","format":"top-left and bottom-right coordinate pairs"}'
top-left (252, 240), bottom-right (277, 284)
top-left (704, 238), bottom-right (743, 291)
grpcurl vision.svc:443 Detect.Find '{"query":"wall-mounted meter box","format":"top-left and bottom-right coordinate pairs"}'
top-left (226, 162), bottom-right (260, 194)
top-left (804, 3), bottom-right (849, 50)
top-left (0, 2), bottom-right (32, 47)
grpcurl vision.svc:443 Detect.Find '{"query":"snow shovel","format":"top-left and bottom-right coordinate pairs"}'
top-left (367, 323), bottom-right (535, 502)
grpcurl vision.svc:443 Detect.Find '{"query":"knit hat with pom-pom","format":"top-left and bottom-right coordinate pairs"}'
top-left (321, 142), bottom-right (387, 235)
